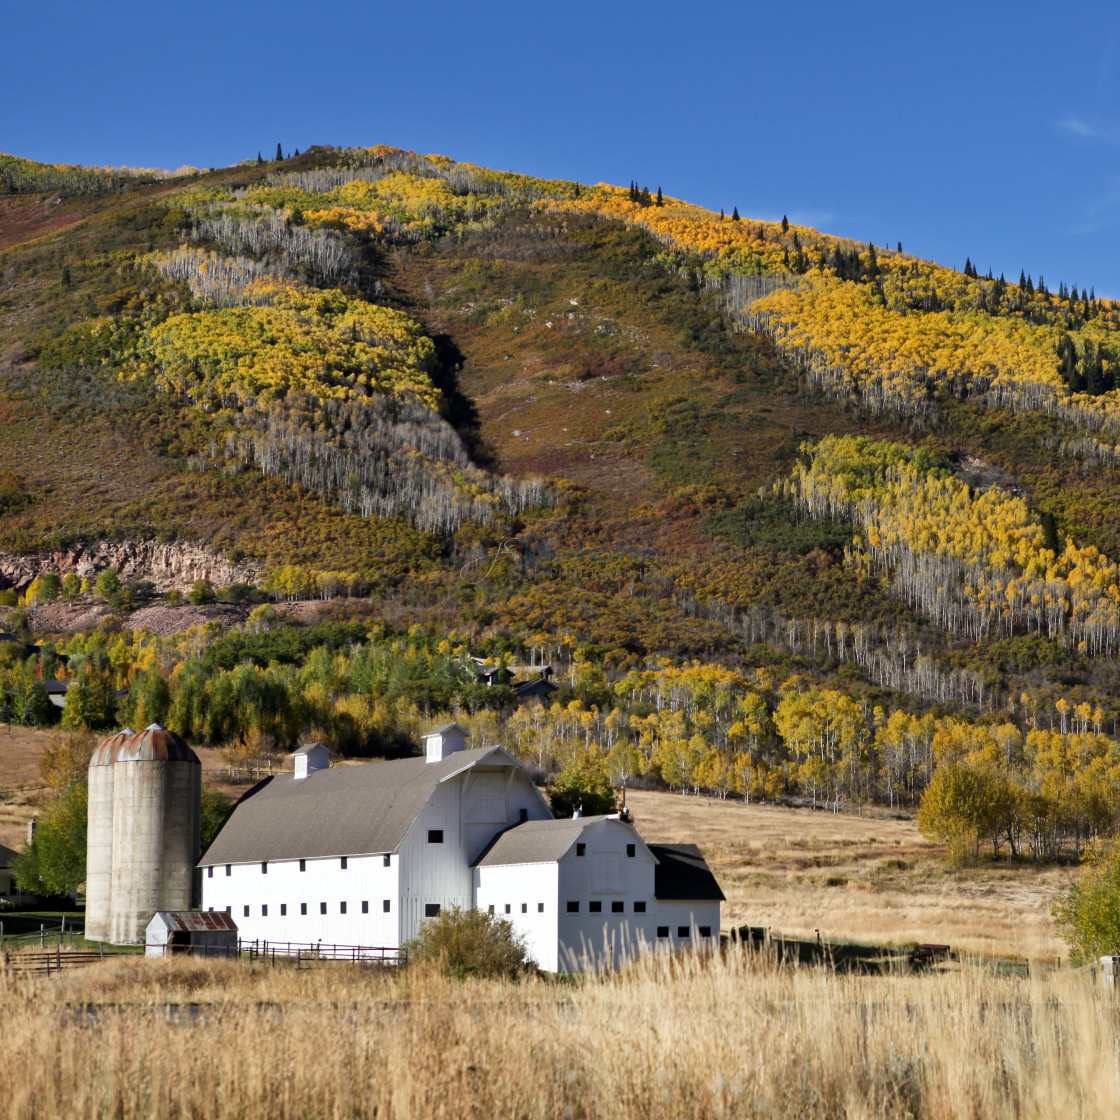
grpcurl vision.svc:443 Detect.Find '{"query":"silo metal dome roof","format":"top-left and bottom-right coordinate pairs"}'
top-left (90, 728), bottom-right (136, 767)
top-left (116, 724), bottom-right (199, 764)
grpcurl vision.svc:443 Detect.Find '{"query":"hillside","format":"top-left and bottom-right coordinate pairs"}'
top-left (4, 144), bottom-right (1120, 853)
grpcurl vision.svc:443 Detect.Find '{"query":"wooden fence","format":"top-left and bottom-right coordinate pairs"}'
top-left (243, 939), bottom-right (406, 967)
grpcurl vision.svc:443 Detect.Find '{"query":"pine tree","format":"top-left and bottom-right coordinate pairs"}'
top-left (897, 242), bottom-right (902, 253)
top-left (1019, 270), bottom-right (1026, 288)
top-left (655, 186), bottom-right (663, 206)
top-left (781, 215), bottom-right (790, 233)
top-left (1026, 274), bottom-right (1034, 295)
top-left (731, 206), bottom-right (740, 222)
top-left (257, 152), bottom-right (263, 165)
top-left (719, 208), bottom-right (724, 220)
top-left (639, 185), bottom-right (653, 206)
top-left (276, 143), bottom-right (283, 161)
top-left (294, 148), bottom-right (300, 157)
top-left (965, 257), bottom-right (973, 278)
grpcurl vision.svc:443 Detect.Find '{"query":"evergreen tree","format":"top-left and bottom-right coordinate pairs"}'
top-left (897, 242), bottom-right (902, 253)
top-left (781, 214), bottom-right (790, 233)
top-left (731, 206), bottom-right (740, 222)
top-left (1019, 270), bottom-right (1026, 288)
top-left (275, 143), bottom-right (283, 161)
top-left (964, 257), bottom-right (973, 278)
top-left (655, 186), bottom-right (663, 206)
top-left (294, 148), bottom-right (300, 157)
top-left (1026, 274), bottom-right (1034, 295)
top-left (256, 152), bottom-right (263, 165)
top-left (639, 185), bottom-right (653, 206)
top-left (867, 243), bottom-right (879, 279)
top-left (719, 208), bottom-right (724, 220)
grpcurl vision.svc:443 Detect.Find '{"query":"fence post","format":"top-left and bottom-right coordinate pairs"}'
top-left (40, 923), bottom-right (45, 948)
top-left (98, 941), bottom-right (104, 961)
top-left (56, 943), bottom-right (61, 974)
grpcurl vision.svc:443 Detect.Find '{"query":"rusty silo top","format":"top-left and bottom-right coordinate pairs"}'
top-left (116, 724), bottom-right (199, 764)
top-left (90, 728), bottom-right (136, 767)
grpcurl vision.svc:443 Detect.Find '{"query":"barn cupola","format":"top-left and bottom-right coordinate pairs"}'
top-left (290, 742), bottom-right (333, 780)
top-left (423, 723), bottom-right (470, 763)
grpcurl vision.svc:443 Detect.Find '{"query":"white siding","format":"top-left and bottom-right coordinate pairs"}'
top-left (474, 863), bottom-right (560, 971)
top-left (200, 853), bottom-right (401, 948)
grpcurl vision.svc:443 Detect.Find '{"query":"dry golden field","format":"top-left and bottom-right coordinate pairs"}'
top-left (1, 950), bottom-right (1117, 1120)
top-left (626, 789), bottom-right (1073, 963)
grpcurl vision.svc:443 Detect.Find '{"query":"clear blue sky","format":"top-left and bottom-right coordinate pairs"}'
top-left (5, 1), bottom-right (1119, 295)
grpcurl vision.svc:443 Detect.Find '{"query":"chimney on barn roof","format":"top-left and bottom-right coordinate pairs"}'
top-left (290, 742), bottom-right (333, 780)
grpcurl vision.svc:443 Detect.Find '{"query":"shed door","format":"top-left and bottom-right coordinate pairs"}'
top-left (592, 852), bottom-right (621, 892)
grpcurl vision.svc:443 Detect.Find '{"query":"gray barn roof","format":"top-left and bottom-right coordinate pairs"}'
top-left (649, 844), bottom-right (725, 902)
top-left (201, 747), bottom-right (520, 866)
top-left (473, 816), bottom-right (614, 866)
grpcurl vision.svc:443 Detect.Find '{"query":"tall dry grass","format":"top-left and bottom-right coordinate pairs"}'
top-left (2, 950), bottom-right (1118, 1119)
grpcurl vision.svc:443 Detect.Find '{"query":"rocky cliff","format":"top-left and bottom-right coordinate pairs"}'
top-left (0, 539), bottom-right (263, 592)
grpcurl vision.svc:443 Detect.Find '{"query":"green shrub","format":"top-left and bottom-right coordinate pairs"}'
top-left (1054, 841), bottom-right (1120, 963)
top-left (548, 756), bottom-right (618, 818)
top-left (405, 905), bottom-right (535, 979)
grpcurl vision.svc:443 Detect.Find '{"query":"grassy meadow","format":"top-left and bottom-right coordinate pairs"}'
top-left (2, 949), bottom-right (1117, 1120)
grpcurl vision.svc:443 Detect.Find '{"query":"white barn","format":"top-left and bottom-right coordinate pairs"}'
top-left (199, 724), bottom-right (723, 970)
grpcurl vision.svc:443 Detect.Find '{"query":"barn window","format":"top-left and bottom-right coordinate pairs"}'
top-left (589, 901), bottom-right (602, 913)
top-left (566, 901), bottom-right (579, 913)
top-left (340, 901), bottom-right (347, 914)
top-left (243, 905), bottom-right (250, 917)
top-left (383, 899), bottom-right (390, 913)
top-left (261, 862), bottom-right (268, 874)
top-left (320, 902), bottom-right (327, 915)
top-left (505, 904), bottom-right (511, 914)
top-left (677, 927), bottom-right (691, 938)
top-left (299, 859), bottom-right (306, 872)
top-left (612, 901), bottom-right (624, 913)
top-left (634, 901), bottom-right (646, 913)
top-left (538, 903), bottom-right (544, 913)
top-left (656, 926), bottom-right (669, 939)
top-left (428, 830), bottom-right (444, 844)
top-left (226, 906), bottom-right (231, 914)
top-left (383, 855), bottom-right (391, 867)
top-left (208, 907), bottom-right (213, 912)
top-left (207, 867), bottom-right (213, 878)
top-left (262, 905), bottom-right (268, 917)
top-left (488, 905), bottom-right (495, 914)
top-left (521, 903), bottom-right (527, 914)
top-left (576, 843), bottom-right (586, 857)
top-left (626, 844), bottom-right (636, 857)
top-left (225, 865), bottom-right (231, 877)
top-left (699, 927), bottom-right (712, 938)
top-left (341, 857), bottom-right (348, 870)
top-left (301, 903), bottom-right (307, 916)
top-left (281, 904), bottom-right (287, 916)
top-left (424, 904), bottom-right (441, 918)
top-left (519, 808), bottom-right (529, 822)
top-left (362, 901), bottom-right (369, 914)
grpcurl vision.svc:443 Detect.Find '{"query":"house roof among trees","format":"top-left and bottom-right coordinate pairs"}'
top-left (201, 746), bottom-right (521, 866)
top-left (649, 844), bottom-right (726, 901)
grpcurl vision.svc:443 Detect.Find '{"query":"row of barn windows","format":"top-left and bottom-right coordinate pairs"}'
top-left (209, 854), bottom-right (392, 877)
top-left (565, 900), bottom-right (646, 914)
top-left (211, 901), bottom-right (393, 917)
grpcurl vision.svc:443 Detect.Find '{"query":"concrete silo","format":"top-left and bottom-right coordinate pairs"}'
top-left (84, 728), bottom-right (134, 942)
top-left (108, 724), bottom-right (201, 945)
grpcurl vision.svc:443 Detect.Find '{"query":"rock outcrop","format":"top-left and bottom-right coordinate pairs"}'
top-left (0, 539), bottom-right (263, 593)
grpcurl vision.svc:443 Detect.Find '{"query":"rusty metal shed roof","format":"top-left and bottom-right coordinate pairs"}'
top-left (151, 911), bottom-right (239, 933)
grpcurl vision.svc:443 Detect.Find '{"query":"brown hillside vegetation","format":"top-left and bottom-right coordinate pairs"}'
top-left (1, 953), bottom-right (1117, 1120)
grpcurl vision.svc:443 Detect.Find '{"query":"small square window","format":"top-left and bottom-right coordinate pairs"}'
top-left (626, 844), bottom-right (636, 857)
top-left (320, 902), bottom-right (327, 915)
top-left (576, 843), bottom-right (586, 857)
top-left (538, 903), bottom-right (545, 913)
top-left (383, 854), bottom-right (391, 867)
top-left (699, 926), bottom-right (712, 938)
top-left (262, 904), bottom-right (268, 917)
top-left (281, 904), bottom-right (287, 916)
top-left (261, 862), bottom-right (268, 874)
top-left (226, 906), bottom-right (232, 914)
top-left (611, 901), bottom-right (624, 913)
top-left (634, 901), bottom-right (646, 913)
top-left (567, 901), bottom-right (580, 913)
top-left (657, 926), bottom-right (669, 939)
top-left (521, 903), bottom-right (527, 914)
top-left (424, 903), bottom-right (441, 918)
top-left (519, 808), bottom-right (529, 823)
top-left (589, 900), bottom-right (602, 913)
top-left (341, 857), bottom-right (348, 870)
top-left (243, 905), bottom-right (250, 917)
top-left (301, 903), bottom-right (307, 916)
top-left (362, 901), bottom-right (369, 914)
top-left (299, 859), bottom-right (306, 872)
top-left (678, 926), bottom-right (691, 939)
top-left (505, 903), bottom-right (511, 914)
top-left (225, 865), bottom-right (231, 877)
top-left (207, 866), bottom-right (213, 878)
top-left (340, 901), bottom-right (347, 914)
top-left (208, 906), bottom-right (213, 912)
top-left (428, 830), bottom-right (444, 844)
top-left (383, 899), bottom-right (390, 913)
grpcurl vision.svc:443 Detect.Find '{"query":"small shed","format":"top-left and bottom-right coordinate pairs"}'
top-left (145, 910), bottom-right (239, 958)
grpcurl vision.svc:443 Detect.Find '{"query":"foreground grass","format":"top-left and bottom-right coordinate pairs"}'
top-left (1, 950), bottom-right (1117, 1119)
